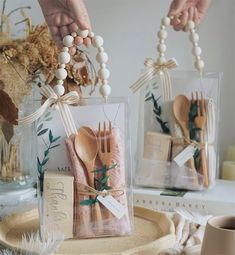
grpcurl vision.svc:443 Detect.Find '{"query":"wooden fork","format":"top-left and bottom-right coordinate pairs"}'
top-left (192, 92), bottom-right (209, 187)
top-left (98, 121), bottom-right (113, 219)
top-left (98, 121), bottom-right (112, 167)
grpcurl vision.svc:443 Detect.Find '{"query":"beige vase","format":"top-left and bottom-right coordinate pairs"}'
top-left (201, 215), bottom-right (235, 255)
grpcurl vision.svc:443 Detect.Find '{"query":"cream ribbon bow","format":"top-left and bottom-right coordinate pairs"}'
top-left (130, 58), bottom-right (178, 99)
top-left (19, 85), bottom-right (79, 137)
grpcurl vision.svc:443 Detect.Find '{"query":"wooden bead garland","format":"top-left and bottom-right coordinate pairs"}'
top-left (54, 30), bottom-right (111, 99)
top-left (156, 17), bottom-right (205, 74)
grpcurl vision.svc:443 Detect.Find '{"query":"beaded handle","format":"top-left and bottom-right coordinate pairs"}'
top-left (156, 17), bottom-right (205, 74)
top-left (54, 29), bottom-right (111, 100)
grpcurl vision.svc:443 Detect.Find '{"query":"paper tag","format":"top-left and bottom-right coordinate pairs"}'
top-left (97, 194), bottom-right (125, 220)
top-left (173, 145), bottom-right (195, 167)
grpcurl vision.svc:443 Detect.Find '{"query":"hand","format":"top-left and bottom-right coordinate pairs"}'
top-left (38, 0), bottom-right (91, 48)
top-left (168, 0), bottom-right (211, 31)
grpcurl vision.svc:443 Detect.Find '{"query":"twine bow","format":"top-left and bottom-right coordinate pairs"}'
top-left (130, 58), bottom-right (178, 100)
top-left (19, 85), bottom-right (80, 137)
top-left (76, 182), bottom-right (125, 198)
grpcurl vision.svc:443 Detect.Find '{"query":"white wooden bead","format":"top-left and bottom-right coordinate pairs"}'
top-left (89, 31), bottom-right (95, 37)
top-left (161, 17), bottom-right (171, 27)
top-left (92, 35), bottom-right (104, 48)
top-left (189, 32), bottom-right (199, 42)
top-left (58, 52), bottom-right (71, 64)
top-left (157, 57), bottom-right (166, 65)
top-left (160, 25), bottom-right (165, 30)
top-left (55, 68), bottom-right (67, 80)
top-left (187, 20), bottom-right (195, 30)
top-left (157, 44), bottom-right (167, 53)
top-left (195, 59), bottom-right (205, 71)
top-left (102, 79), bottom-right (108, 85)
top-left (160, 39), bottom-right (164, 44)
top-left (96, 52), bottom-right (108, 64)
top-left (60, 64), bottom-right (66, 69)
top-left (158, 30), bottom-right (168, 40)
top-left (71, 32), bottom-right (77, 37)
top-left (192, 46), bottom-right (202, 56)
top-left (98, 47), bottom-right (104, 53)
top-left (98, 68), bottom-right (110, 80)
top-left (78, 29), bottom-right (89, 38)
top-left (160, 53), bottom-right (165, 57)
top-left (62, 35), bottom-right (74, 47)
top-left (100, 84), bottom-right (111, 97)
top-left (57, 80), bottom-right (63, 85)
top-left (62, 47), bottom-right (69, 52)
top-left (54, 85), bottom-right (65, 96)
top-left (101, 63), bottom-right (106, 68)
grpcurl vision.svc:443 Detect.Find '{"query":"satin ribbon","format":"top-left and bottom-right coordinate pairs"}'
top-left (18, 85), bottom-right (80, 137)
top-left (130, 58), bottom-right (178, 101)
top-left (76, 182), bottom-right (125, 198)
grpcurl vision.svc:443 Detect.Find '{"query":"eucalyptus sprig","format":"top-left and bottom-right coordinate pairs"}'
top-left (146, 93), bottom-right (170, 134)
top-left (80, 163), bottom-right (117, 206)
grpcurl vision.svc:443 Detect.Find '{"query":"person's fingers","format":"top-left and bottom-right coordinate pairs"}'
top-left (188, 6), bottom-right (194, 21)
top-left (174, 11), bottom-right (188, 31)
top-left (53, 35), bottom-right (63, 47)
top-left (168, 0), bottom-right (188, 17)
top-left (69, 22), bottom-right (79, 34)
top-left (69, 0), bottom-right (91, 30)
top-left (171, 14), bottom-right (181, 29)
top-left (197, 0), bottom-right (211, 23)
top-left (194, 7), bottom-right (200, 25)
top-left (60, 25), bottom-right (70, 38)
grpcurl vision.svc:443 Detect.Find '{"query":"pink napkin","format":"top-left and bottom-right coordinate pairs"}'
top-left (65, 128), bottom-right (131, 238)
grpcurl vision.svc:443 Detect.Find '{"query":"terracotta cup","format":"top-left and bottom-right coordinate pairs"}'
top-left (201, 215), bottom-right (235, 255)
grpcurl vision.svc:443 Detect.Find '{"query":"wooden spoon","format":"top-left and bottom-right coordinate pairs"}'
top-left (75, 126), bottom-right (103, 234)
top-left (173, 95), bottom-right (198, 184)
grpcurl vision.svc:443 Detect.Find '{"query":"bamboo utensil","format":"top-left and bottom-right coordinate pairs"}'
top-left (173, 95), bottom-right (196, 171)
top-left (74, 126), bottom-right (103, 232)
top-left (192, 92), bottom-right (209, 187)
top-left (98, 121), bottom-right (112, 219)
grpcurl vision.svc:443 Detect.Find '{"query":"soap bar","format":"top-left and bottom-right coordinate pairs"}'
top-left (144, 132), bottom-right (172, 161)
top-left (43, 170), bottom-right (74, 238)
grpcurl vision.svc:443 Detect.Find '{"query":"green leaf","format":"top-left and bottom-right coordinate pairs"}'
top-left (52, 136), bottom-right (61, 143)
top-left (37, 157), bottom-right (42, 173)
top-left (37, 123), bottom-right (43, 132)
top-left (45, 117), bottom-right (53, 122)
top-left (107, 163), bottom-right (118, 171)
top-left (44, 149), bottom-right (49, 158)
top-left (49, 130), bottom-right (53, 143)
top-left (41, 157), bottom-right (49, 166)
top-left (101, 175), bottom-right (109, 184)
top-left (103, 186), bottom-right (112, 190)
top-left (45, 112), bottom-right (51, 118)
top-left (145, 96), bottom-right (152, 102)
top-left (50, 144), bottom-right (60, 149)
top-left (80, 199), bottom-right (96, 206)
top-left (37, 128), bottom-right (48, 136)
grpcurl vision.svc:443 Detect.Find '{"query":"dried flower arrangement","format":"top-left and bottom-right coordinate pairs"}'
top-left (0, 0), bottom-right (97, 182)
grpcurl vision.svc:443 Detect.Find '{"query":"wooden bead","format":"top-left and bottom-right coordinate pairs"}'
top-left (78, 29), bottom-right (89, 38)
top-left (62, 35), bottom-right (74, 47)
top-left (195, 59), bottom-right (205, 72)
top-left (57, 80), bottom-right (63, 85)
top-left (92, 35), bottom-right (104, 48)
top-left (58, 52), bottom-right (71, 64)
top-left (157, 30), bottom-right (167, 40)
top-left (99, 84), bottom-right (111, 97)
top-left (74, 36), bottom-right (83, 45)
top-left (96, 52), bottom-right (108, 64)
top-left (189, 32), bottom-right (199, 42)
top-left (53, 85), bottom-right (65, 96)
top-left (161, 17), bottom-right (171, 27)
top-left (192, 46), bottom-right (202, 56)
top-left (55, 68), bottom-right (67, 80)
top-left (62, 47), bottom-right (69, 52)
top-left (59, 64), bottom-right (66, 69)
top-left (84, 37), bottom-right (92, 47)
top-left (89, 31), bottom-right (95, 38)
top-left (71, 32), bottom-right (77, 37)
top-left (69, 46), bottom-right (77, 56)
top-left (98, 68), bottom-right (110, 80)
top-left (187, 20), bottom-right (195, 30)
top-left (98, 47), bottom-right (104, 53)
top-left (157, 44), bottom-right (166, 53)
